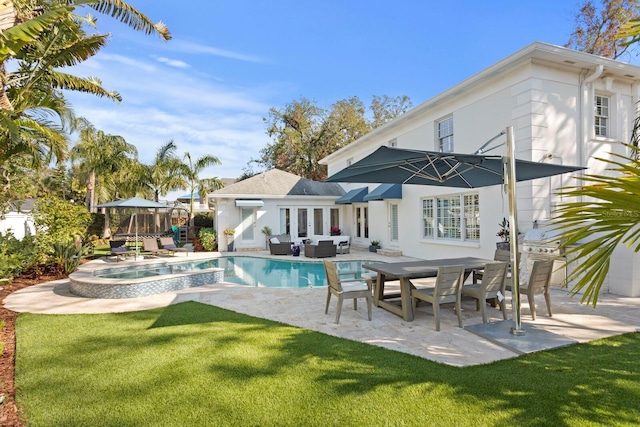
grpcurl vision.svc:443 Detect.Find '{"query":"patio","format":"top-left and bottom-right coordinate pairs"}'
top-left (5, 250), bottom-right (640, 367)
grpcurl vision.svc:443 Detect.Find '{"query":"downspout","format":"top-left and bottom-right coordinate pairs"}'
top-left (578, 65), bottom-right (604, 171)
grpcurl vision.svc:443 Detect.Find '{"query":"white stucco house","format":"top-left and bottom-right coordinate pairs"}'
top-left (209, 169), bottom-right (346, 251)
top-left (320, 41), bottom-right (640, 297)
top-left (0, 199), bottom-right (36, 240)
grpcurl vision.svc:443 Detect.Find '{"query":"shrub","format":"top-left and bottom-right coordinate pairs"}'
top-left (51, 239), bottom-right (91, 274)
top-left (32, 198), bottom-right (91, 257)
top-left (193, 212), bottom-right (214, 227)
top-left (87, 213), bottom-right (105, 238)
top-left (0, 233), bottom-right (39, 279)
top-left (198, 228), bottom-right (217, 251)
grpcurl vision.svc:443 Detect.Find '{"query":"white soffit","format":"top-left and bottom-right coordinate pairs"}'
top-left (235, 200), bottom-right (264, 207)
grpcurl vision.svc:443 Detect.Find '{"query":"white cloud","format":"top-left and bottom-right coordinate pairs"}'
top-left (155, 56), bottom-right (191, 69)
top-left (64, 51), bottom-right (280, 189)
top-left (171, 40), bottom-right (266, 63)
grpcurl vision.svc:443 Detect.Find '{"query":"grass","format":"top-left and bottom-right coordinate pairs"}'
top-left (15, 301), bottom-right (640, 426)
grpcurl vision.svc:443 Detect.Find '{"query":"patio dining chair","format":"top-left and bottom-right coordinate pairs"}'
top-left (410, 264), bottom-right (465, 331)
top-left (462, 262), bottom-right (508, 323)
top-left (505, 259), bottom-right (554, 320)
top-left (324, 260), bottom-right (372, 324)
top-left (472, 249), bottom-right (518, 283)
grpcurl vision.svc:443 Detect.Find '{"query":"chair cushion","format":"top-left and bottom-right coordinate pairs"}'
top-left (270, 237), bottom-right (280, 244)
top-left (341, 282), bottom-right (369, 292)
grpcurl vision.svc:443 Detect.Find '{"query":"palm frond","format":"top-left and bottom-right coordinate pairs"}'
top-left (84, 0), bottom-right (171, 40)
top-left (552, 148), bottom-right (640, 306)
top-left (0, 6), bottom-right (74, 60)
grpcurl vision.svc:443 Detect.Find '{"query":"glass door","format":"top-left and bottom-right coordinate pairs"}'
top-left (240, 208), bottom-right (255, 241)
top-left (297, 208), bottom-right (308, 238)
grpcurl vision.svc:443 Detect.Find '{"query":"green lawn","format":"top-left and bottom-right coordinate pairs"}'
top-left (15, 302), bottom-right (640, 426)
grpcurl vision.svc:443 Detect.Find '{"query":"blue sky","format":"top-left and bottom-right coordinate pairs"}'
top-left (64, 0), bottom-right (613, 200)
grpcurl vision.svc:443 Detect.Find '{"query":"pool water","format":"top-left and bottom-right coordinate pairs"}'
top-left (94, 256), bottom-right (374, 288)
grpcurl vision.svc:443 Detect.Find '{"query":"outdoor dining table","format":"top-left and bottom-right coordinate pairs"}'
top-left (362, 257), bottom-right (493, 322)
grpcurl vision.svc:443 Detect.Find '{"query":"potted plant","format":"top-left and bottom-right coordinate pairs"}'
top-left (261, 226), bottom-right (272, 250)
top-left (369, 240), bottom-right (381, 252)
top-left (330, 226), bottom-right (341, 236)
top-left (496, 217), bottom-right (510, 250)
top-left (223, 227), bottom-right (235, 252)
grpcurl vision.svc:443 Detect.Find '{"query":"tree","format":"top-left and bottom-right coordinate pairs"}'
top-left (565, 0), bottom-right (639, 59)
top-left (259, 95), bottom-right (411, 180)
top-left (0, 0), bottom-right (170, 202)
top-left (182, 152), bottom-right (224, 222)
top-left (370, 95), bottom-right (413, 129)
top-left (552, 147), bottom-right (640, 306)
top-left (141, 141), bottom-right (187, 203)
top-left (70, 119), bottom-right (138, 212)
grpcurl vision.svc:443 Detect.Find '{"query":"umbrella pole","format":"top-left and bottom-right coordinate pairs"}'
top-left (135, 210), bottom-right (139, 260)
top-left (505, 126), bottom-right (525, 336)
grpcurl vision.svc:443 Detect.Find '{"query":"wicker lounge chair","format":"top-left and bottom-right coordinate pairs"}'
top-left (142, 238), bottom-right (171, 256)
top-left (159, 237), bottom-right (189, 256)
top-left (109, 240), bottom-right (136, 262)
top-left (305, 240), bottom-right (336, 258)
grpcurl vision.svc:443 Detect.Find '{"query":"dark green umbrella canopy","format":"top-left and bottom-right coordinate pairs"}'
top-left (325, 146), bottom-right (584, 187)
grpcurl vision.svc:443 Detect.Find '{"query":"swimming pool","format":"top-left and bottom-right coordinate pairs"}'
top-left (69, 256), bottom-right (377, 299)
top-left (94, 256), bottom-right (374, 288)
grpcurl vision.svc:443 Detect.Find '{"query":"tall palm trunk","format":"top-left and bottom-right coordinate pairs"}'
top-left (85, 170), bottom-right (96, 213)
top-left (0, 2), bottom-right (17, 111)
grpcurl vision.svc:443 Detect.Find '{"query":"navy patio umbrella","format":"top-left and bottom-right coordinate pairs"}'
top-left (326, 127), bottom-right (585, 335)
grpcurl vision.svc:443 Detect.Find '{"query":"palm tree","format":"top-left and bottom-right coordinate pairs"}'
top-left (552, 146), bottom-right (640, 306)
top-left (182, 152), bottom-right (224, 223)
top-left (70, 119), bottom-right (138, 212)
top-left (0, 0), bottom-right (170, 196)
top-left (142, 141), bottom-right (187, 203)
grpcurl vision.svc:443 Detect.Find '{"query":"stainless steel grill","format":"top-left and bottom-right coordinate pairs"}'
top-left (521, 228), bottom-right (564, 256)
top-left (520, 227), bottom-right (566, 286)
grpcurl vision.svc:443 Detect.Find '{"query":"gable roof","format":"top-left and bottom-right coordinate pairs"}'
top-left (209, 169), bottom-right (345, 198)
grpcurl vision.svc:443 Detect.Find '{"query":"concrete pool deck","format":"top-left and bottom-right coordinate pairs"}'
top-left (4, 250), bottom-right (640, 367)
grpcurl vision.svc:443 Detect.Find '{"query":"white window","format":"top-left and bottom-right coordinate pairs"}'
top-left (313, 208), bottom-right (323, 235)
top-left (279, 208), bottom-right (290, 235)
top-left (422, 199), bottom-right (434, 238)
top-left (437, 116), bottom-right (454, 152)
top-left (422, 193), bottom-right (480, 242)
top-left (346, 157), bottom-right (353, 166)
top-left (240, 208), bottom-right (255, 241)
top-left (390, 203), bottom-right (399, 241)
top-left (595, 95), bottom-right (609, 137)
top-left (355, 206), bottom-right (368, 239)
top-left (437, 196), bottom-right (461, 239)
top-left (388, 138), bottom-right (397, 147)
top-left (463, 194), bottom-right (480, 241)
top-left (330, 208), bottom-right (339, 232)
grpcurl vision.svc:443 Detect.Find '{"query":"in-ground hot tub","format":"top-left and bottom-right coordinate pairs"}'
top-left (69, 260), bottom-right (224, 299)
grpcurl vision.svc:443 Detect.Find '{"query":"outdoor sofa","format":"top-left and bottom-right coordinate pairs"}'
top-left (304, 240), bottom-right (337, 258)
top-left (269, 235), bottom-right (293, 255)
